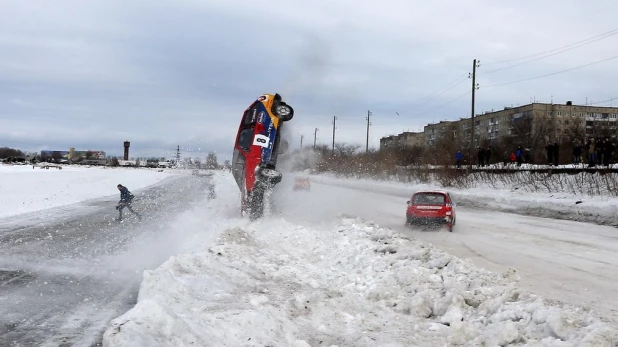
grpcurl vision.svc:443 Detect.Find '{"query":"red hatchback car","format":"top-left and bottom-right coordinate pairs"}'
top-left (406, 190), bottom-right (456, 232)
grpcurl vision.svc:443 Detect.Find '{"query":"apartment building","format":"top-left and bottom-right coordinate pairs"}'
top-left (424, 120), bottom-right (460, 146)
top-left (424, 102), bottom-right (618, 146)
top-left (380, 131), bottom-right (424, 150)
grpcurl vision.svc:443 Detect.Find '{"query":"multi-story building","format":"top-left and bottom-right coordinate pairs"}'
top-left (380, 131), bottom-right (424, 150)
top-left (424, 102), bottom-right (618, 147)
top-left (424, 120), bottom-right (460, 146)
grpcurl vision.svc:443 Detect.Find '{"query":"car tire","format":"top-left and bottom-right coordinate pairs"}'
top-left (259, 168), bottom-right (282, 184)
top-left (275, 103), bottom-right (294, 121)
top-left (278, 139), bottom-right (289, 155)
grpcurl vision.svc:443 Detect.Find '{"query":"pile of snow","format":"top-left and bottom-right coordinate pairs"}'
top-left (307, 173), bottom-right (618, 226)
top-left (103, 214), bottom-right (616, 346)
top-left (0, 165), bottom-right (174, 218)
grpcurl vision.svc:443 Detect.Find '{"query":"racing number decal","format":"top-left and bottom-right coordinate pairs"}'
top-left (253, 134), bottom-right (270, 148)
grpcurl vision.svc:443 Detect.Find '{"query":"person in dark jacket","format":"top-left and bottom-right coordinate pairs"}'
top-left (116, 184), bottom-right (141, 221)
top-left (598, 139), bottom-right (607, 166)
top-left (552, 142), bottom-right (559, 166)
top-left (587, 138), bottom-right (597, 167)
top-left (545, 143), bottom-right (554, 165)
top-left (603, 138), bottom-right (613, 166)
top-left (572, 142), bottom-right (582, 165)
top-left (477, 148), bottom-right (485, 167)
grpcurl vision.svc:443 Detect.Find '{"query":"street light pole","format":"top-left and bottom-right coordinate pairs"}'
top-left (332, 116), bottom-right (337, 154)
top-left (366, 110), bottom-right (372, 153)
top-left (313, 128), bottom-right (318, 149)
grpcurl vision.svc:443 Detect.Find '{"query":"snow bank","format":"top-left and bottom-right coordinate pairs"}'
top-left (103, 214), bottom-right (616, 346)
top-left (0, 165), bottom-right (174, 218)
top-left (307, 173), bottom-right (618, 227)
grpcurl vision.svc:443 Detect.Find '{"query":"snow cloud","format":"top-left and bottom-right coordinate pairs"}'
top-left (1, 0), bottom-right (617, 158)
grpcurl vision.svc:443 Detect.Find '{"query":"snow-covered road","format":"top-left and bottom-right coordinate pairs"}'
top-left (274, 176), bottom-right (618, 324)
top-left (0, 173), bottom-right (215, 347)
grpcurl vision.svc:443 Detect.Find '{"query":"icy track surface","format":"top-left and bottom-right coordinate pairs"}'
top-left (103, 174), bottom-right (617, 347)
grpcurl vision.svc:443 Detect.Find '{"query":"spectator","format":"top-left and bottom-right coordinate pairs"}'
top-left (603, 137), bottom-right (613, 167)
top-left (586, 138), bottom-right (597, 167)
top-left (545, 143), bottom-right (554, 165)
top-left (485, 147), bottom-right (492, 166)
top-left (455, 150), bottom-right (463, 169)
top-left (552, 142), bottom-right (559, 166)
top-left (509, 152), bottom-right (516, 166)
top-left (477, 148), bottom-right (485, 167)
top-left (598, 139), bottom-right (607, 166)
top-left (572, 142), bottom-right (582, 165)
top-left (515, 146), bottom-right (523, 167)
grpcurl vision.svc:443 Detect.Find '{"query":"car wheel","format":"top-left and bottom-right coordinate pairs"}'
top-left (259, 168), bottom-right (282, 184)
top-left (278, 139), bottom-right (289, 155)
top-left (275, 103), bottom-right (294, 121)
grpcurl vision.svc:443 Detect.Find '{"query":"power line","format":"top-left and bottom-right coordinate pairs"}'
top-left (405, 74), bottom-right (469, 108)
top-left (483, 28), bottom-right (618, 66)
top-left (415, 91), bottom-right (471, 120)
top-left (589, 97), bottom-right (618, 106)
top-left (376, 90), bottom-right (471, 126)
top-left (483, 54), bottom-right (618, 88)
top-left (482, 30), bottom-right (618, 74)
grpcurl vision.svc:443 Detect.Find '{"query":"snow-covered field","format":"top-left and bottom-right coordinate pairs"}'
top-left (102, 172), bottom-right (617, 347)
top-left (307, 172), bottom-right (618, 226)
top-left (0, 164), bottom-right (174, 218)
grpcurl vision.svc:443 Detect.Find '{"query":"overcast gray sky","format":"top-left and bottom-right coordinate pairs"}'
top-left (1, 0), bottom-right (617, 160)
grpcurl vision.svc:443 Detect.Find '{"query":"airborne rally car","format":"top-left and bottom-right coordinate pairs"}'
top-left (232, 93), bottom-right (294, 220)
top-left (406, 190), bottom-right (456, 232)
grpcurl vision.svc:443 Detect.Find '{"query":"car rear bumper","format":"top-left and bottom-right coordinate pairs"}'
top-left (406, 215), bottom-right (452, 225)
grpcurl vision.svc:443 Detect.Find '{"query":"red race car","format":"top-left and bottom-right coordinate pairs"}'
top-left (293, 177), bottom-right (311, 191)
top-left (231, 93), bottom-right (294, 220)
top-left (406, 190), bottom-right (456, 232)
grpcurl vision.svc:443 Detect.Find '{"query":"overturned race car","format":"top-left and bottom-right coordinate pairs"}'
top-left (232, 93), bottom-right (294, 220)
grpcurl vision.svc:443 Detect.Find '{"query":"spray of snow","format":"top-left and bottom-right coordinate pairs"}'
top-left (102, 171), bottom-right (617, 347)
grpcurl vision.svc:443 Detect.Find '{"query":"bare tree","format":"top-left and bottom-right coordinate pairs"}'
top-left (205, 152), bottom-right (219, 169)
top-left (0, 147), bottom-right (24, 158)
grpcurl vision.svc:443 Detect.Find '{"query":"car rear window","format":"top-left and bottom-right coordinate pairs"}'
top-left (413, 193), bottom-right (446, 205)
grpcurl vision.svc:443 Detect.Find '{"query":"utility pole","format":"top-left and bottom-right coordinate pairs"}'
top-left (313, 128), bottom-right (318, 149)
top-left (332, 116), bottom-right (337, 154)
top-left (366, 110), bottom-right (372, 153)
top-left (469, 59), bottom-right (480, 163)
top-left (176, 145), bottom-right (180, 165)
top-left (300, 134), bottom-right (303, 148)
